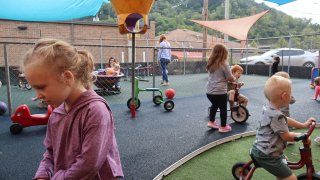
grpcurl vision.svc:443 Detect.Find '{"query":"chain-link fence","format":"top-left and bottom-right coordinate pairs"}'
top-left (1, 33), bottom-right (319, 115)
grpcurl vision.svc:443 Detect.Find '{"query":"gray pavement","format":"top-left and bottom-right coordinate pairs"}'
top-left (0, 74), bottom-right (319, 180)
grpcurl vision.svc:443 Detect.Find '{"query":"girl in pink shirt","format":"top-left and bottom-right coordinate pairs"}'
top-left (23, 39), bottom-right (123, 180)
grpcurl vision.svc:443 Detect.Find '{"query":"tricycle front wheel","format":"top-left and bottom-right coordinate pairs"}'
top-left (164, 100), bottom-right (174, 111)
top-left (297, 173), bottom-right (320, 180)
top-left (127, 98), bottom-right (141, 110)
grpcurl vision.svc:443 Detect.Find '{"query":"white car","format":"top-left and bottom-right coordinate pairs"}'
top-left (239, 48), bottom-right (318, 67)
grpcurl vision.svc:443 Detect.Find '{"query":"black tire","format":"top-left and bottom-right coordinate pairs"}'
top-left (164, 100), bottom-right (174, 111)
top-left (231, 105), bottom-right (249, 123)
top-left (302, 62), bottom-right (315, 68)
top-left (255, 62), bottom-right (265, 65)
top-left (25, 83), bottom-right (32, 90)
top-left (297, 173), bottom-right (320, 180)
top-left (126, 98), bottom-right (141, 110)
top-left (153, 95), bottom-right (163, 105)
top-left (232, 162), bottom-right (252, 180)
top-left (10, 123), bottom-right (23, 134)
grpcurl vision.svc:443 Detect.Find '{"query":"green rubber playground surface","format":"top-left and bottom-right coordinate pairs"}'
top-left (163, 129), bottom-right (320, 180)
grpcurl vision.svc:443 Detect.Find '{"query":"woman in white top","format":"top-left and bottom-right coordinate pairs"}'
top-left (157, 35), bottom-right (171, 86)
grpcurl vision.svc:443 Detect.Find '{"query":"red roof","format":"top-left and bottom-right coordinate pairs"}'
top-left (171, 51), bottom-right (203, 60)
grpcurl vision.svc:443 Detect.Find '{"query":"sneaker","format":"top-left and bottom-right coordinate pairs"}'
top-left (219, 124), bottom-right (232, 133)
top-left (314, 137), bottom-right (320, 145)
top-left (162, 82), bottom-right (169, 86)
top-left (207, 121), bottom-right (219, 129)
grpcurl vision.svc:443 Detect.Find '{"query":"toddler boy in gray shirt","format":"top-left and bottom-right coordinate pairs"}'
top-left (251, 75), bottom-right (314, 179)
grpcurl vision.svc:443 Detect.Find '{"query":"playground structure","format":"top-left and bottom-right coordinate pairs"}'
top-left (110, 0), bottom-right (156, 118)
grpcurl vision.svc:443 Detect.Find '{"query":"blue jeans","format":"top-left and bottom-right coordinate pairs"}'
top-left (160, 58), bottom-right (170, 82)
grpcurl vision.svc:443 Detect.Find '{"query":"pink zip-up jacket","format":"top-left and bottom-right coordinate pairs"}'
top-left (34, 90), bottom-right (123, 180)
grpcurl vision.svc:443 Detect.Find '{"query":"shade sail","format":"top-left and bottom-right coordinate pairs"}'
top-left (191, 10), bottom-right (270, 41)
top-left (0, 0), bottom-right (109, 21)
top-left (264, 0), bottom-right (296, 5)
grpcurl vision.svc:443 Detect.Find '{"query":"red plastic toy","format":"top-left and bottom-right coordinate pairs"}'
top-left (10, 104), bottom-right (53, 134)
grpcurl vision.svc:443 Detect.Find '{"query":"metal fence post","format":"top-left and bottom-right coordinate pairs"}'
top-left (4, 43), bottom-right (12, 115)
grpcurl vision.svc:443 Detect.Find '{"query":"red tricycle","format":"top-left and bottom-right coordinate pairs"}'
top-left (10, 104), bottom-right (53, 134)
top-left (232, 120), bottom-right (320, 180)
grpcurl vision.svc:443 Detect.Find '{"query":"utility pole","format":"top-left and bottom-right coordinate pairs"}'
top-left (202, 0), bottom-right (208, 60)
top-left (224, 0), bottom-right (229, 42)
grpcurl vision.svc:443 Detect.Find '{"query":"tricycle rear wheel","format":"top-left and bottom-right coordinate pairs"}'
top-left (153, 95), bottom-right (163, 105)
top-left (231, 105), bottom-right (249, 123)
top-left (232, 162), bottom-right (252, 180)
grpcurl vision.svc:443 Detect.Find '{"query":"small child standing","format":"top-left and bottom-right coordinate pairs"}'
top-left (228, 65), bottom-right (248, 108)
top-left (206, 44), bottom-right (235, 133)
top-left (271, 54), bottom-right (280, 75)
top-left (113, 63), bottom-right (121, 90)
top-left (251, 75), bottom-right (314, 179)
top-left (23, 39), bottom-right (123, 179)
top-left (312, 76), bottom-right (320, 100)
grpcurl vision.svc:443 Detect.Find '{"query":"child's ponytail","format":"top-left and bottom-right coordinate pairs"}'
top-left (76, 50), bottom-right (95, 90)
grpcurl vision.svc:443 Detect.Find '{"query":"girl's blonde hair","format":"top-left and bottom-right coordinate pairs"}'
top-left (206, 44), bottom-right (228, 73)
top-left (23, 39), bottom-right (94, 89)
top-left (159, 34), bottom-right (166, 43)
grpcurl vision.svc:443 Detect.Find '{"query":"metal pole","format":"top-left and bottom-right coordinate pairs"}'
top-left (288, 34), bottom-right (292, 74)
top-left (183, 42), bottom-right (186, 75)
top-left (100, 32), bottom-right (103, 69)
top-left (4, 44), bottom-right (12, 115)
top-left (202, 0), bottom-right (208, 61)
top-left (224, 0), bottom-right (229, 42)
top-left (131, 33), bottom-right (136, 118)
top-left (146, 32), bottom-right (150, 76)
top-left (245, 40), bottom-right (248, 75)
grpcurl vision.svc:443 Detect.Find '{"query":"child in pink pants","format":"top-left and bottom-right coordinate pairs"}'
top-left (313, 77), bottom-right (320, 100)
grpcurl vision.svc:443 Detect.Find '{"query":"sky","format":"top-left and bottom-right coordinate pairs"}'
top-left (255, 0), bottom-right (320, 24)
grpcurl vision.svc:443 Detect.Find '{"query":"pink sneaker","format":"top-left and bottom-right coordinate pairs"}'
top-left (207, 121), bottom-right (219, 129)
top-left (219, 124), bottom-right (232, 133)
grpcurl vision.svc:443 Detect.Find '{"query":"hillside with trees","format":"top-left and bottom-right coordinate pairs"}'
top-left (96, 0), bottom-right (320, 49)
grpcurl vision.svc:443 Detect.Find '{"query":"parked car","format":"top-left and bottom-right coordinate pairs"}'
top-left (239, 48), bottom-right (318, 67)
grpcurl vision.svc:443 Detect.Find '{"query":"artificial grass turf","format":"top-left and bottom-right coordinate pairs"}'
top-left (163, 129), bottom-right (320, 180)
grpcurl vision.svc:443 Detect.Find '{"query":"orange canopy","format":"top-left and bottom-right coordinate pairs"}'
top-left (191, 10), bottom-right (270, 41)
